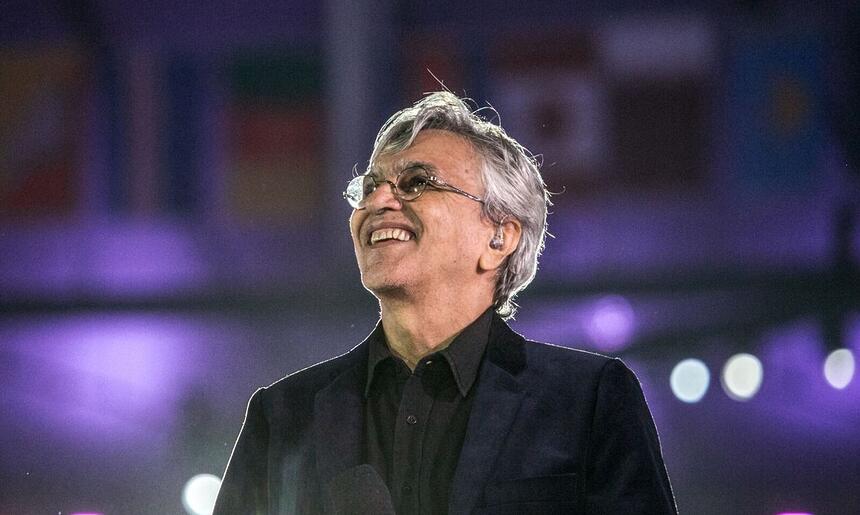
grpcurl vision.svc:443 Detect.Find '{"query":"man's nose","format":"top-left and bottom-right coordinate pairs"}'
top-left (364, 181), bottom-right (402, 211)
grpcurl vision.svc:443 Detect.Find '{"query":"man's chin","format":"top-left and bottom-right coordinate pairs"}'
top-left (361, 278), bottom-right (410, 300)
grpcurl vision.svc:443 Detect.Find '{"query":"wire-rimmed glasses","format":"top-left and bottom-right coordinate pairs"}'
top-left (343, 165), bottom-right (484, 209)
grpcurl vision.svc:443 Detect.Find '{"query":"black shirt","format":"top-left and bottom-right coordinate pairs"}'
top-left (364, 309), bottom-right (493, 515)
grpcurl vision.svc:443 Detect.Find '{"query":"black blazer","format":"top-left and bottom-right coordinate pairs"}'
top-left (214, 315), bottom-right (677, 514)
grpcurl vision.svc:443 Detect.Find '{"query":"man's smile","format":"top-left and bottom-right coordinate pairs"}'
top-left (361, 219), bottom-right (419, 247)
top-left (370, 227), bottom-right (414, 245)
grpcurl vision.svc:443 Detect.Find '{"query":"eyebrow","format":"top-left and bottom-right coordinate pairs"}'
top-left (368, 160), bottom-right (440, 178)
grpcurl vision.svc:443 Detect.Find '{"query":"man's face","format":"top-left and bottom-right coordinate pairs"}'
top-left (349, 129), bottom-right (495, 301)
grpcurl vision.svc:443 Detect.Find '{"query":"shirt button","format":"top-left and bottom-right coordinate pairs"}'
top-left (406, 414), bottom-right (418, 425)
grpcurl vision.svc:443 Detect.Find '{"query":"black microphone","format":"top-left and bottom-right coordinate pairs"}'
top-left (327, 464), bottom-right (396, 515)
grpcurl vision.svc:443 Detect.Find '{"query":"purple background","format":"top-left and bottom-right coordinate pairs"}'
top-left (1, 1), bottom-right (859, 514)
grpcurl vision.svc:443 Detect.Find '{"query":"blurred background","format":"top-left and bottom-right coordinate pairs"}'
top-left (2, 1), bottom-right (859, 514)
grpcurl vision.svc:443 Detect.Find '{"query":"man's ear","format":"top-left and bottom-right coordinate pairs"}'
top-left (478, 218), bottom-right (522, 272)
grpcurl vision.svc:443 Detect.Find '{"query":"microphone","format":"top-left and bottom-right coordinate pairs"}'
top-left (327, 464), bottom-right (396, 515)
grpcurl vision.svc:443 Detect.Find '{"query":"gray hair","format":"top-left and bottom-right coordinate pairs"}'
top-left (368, 91), bottom-right (550, 319)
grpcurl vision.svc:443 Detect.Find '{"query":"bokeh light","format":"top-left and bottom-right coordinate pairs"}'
top-left (670, 358), bottom-right (710, 403)
top-left (721, 353), bottom-right (763, 401)
top-left (823, 348), bottom-right (855, 390)
top-left (584, 295), bottom-right (636, 351)
top-left (182, 474), bottom-right (221, 515)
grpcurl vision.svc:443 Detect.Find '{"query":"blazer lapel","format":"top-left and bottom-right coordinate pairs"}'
top-left (313, 347), bottom-right (367, 491)
top-left (449, 317), bottom-right (527, 515)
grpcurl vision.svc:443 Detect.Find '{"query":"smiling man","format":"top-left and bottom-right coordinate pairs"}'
top-left (214, 92), bottom-right (677, 514)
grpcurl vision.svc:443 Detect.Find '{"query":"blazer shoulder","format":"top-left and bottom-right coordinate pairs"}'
top-left (258, 342), bottom-right (366, 404)
top-left (519, 338), bottom-right (631, 387)
top-left (489, 315), bottom-right (619, 381)
top-left (526, 339), bottom-right (615, 367)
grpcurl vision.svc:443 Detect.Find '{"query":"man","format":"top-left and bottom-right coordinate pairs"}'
top-left (214, 92), bottom-right (676, 514)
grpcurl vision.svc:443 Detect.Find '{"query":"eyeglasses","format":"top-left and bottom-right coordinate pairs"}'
top-left (343, 165), bottom-right (484, 209)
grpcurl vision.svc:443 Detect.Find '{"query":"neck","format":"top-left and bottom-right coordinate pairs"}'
top-left (378, 291), bottom-right (492, 370)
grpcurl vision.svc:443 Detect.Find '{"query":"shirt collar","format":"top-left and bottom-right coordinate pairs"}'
top-left (365, 308), bottom-right (494, 398)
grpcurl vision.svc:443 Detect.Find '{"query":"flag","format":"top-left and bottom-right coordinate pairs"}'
top-left (0, 46), bottom-right (84, 217)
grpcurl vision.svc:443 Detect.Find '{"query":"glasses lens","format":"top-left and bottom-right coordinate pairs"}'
top-left (362, 175), bottom-right (377, 198)
top-left (345, 175), bottom-right (372, 208)
top-left (396, 167), bottom-right (429, 201)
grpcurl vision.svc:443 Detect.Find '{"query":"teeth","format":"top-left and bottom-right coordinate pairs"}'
top-left (370, 228), bottom-right (413, 245)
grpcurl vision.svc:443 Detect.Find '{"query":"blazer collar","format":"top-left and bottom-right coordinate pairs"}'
top-left (449, 315), bottom-right (527, 514)
top-left (312, 316), bottom-right (528, 515)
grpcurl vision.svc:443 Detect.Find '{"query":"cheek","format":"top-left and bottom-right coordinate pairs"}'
top-left (348, 213), bottom-right (362, 243)
top-left (434, 211), bottom-right (488, 254)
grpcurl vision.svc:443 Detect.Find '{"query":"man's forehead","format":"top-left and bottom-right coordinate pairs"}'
top-left (369, 132), bottom-right (480, 178)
